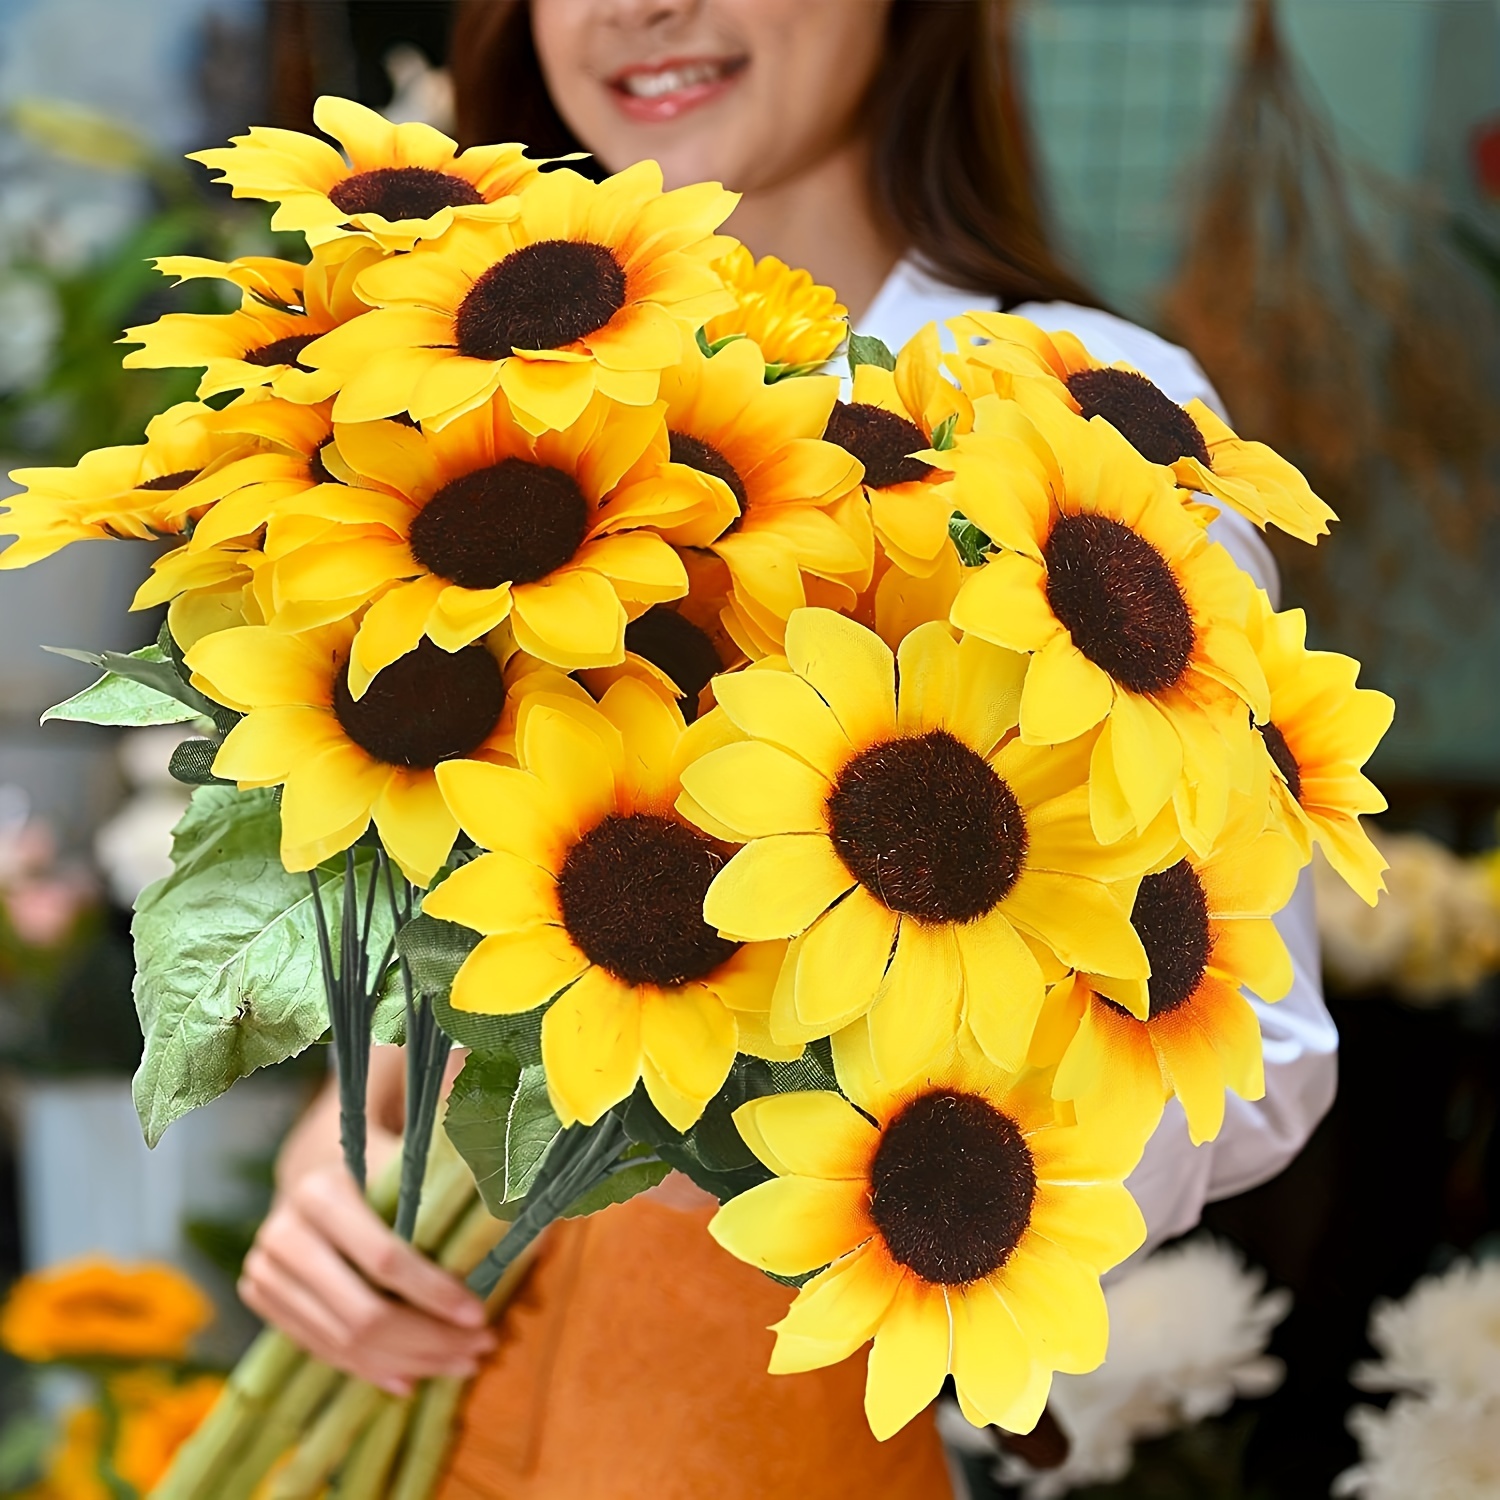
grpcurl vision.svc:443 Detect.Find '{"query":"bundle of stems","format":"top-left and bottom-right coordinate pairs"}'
top-left (152, 1129), bottom-right (537, 1500)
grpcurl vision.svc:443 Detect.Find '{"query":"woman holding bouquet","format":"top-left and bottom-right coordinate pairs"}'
top-left (240, 2), bottom-right (1335, 1495)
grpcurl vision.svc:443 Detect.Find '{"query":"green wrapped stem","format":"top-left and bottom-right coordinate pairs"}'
top-left (389, 1378), bottom-right (466, 1500)
top-left (267, 1380), bottom-right (384, 1500)
top-left (331, 1392), bottom-right (412, 1498)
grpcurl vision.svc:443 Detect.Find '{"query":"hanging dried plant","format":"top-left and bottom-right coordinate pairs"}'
top-left (1162, 0), bottom-right (1500, 643)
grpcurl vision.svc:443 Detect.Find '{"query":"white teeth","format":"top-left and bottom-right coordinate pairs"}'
top-left (622, 62), bottom-right (725, 99)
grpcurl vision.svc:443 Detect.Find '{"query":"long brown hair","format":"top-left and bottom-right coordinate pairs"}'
top-left (448, 0), bottom-right (1093, 309)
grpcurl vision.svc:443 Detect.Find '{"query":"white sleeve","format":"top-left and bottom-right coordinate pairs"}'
top-left (1002, 305), bottom-right (1340, 1262)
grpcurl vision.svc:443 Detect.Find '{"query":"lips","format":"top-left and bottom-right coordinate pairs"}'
top-left (607, 55), bottom-right (747, 123)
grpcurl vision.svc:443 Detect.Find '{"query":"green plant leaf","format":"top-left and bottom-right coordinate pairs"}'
top-left (930, 412), bottom-right (959, 452)
top-left (40, 643), bottom-right (206, 727)
top-left (444, 1050), bottom-right (561, 1220)
top-left (44, 641), bottom-right (222, 721)
top-left (560, 1142), bottom-right (669, 1217)
top-left (695, 327), bottom-right (746, 357)
top-left (763, 359), bottom-right (831, 382)
top-left (847, 332), bottom-right (896, 373)
top-left (131, 786), bottom-right (394, 1146)
top-left (949, 513), bottom-right (993, 568)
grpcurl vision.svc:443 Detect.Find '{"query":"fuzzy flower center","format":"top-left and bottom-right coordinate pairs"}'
top-left (244, 333), bottom-right (317, 371)
top-left (454, 240), bottom-right (627, 360)
top-left (1132, 859), bottom-right (1213, 1017)
top-left (824, 401), bottom-right (935, 489)
top-left (1043, 513), bottom-right (1196, 695)
top-left (1065, 367), bottom-right (1211, 468)
top-left (328, 166), bottom-right (485, 221)
top-left (624, 605), bottom-right (722, 718)
top-left (333, 638), bottom-right (505, 769)
top-left (409, 457), bottom-right (589, 591)
top-left (1258, 720), bottom-right (1303, 803)
top-left (137, 469), bottom-right (201, 492)
top-left (669, 431), bottom-right (748, 514)
top-left (826, 729), bottom-right (1026, 924)
top-left (869, 1090), bottom-right (1037, 1285)
top-left (557, 812), bottom-right (741, 988)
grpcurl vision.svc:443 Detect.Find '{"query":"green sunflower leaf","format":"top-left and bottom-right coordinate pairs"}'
top-left (561, 1141), bottom-right (669, 1218)
top-left (131, 786), bottom-right (395, 1146)
top-left (847, 332), bottom-right (896, 374)
top-left (949, 512), bottom-right (993, 568)
top-left (43, 641), bottom-right (222, 723)
top-left (444, 1049), bottom-right (561, 1221)
top-left (695, 327), bottom-right (747, 358)
top-left (930, 412), bottom-right (960, 452)
top-left (40, 643), bottom-right (208, 728)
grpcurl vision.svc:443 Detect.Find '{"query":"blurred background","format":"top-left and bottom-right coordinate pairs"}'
top-left (0, 1), bottom-right (1495, 1495)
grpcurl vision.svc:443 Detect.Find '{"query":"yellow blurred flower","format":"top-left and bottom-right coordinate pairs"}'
top-left (703, 245), bottom-right (848, 372)
top-left (0, 1259), bottom-right (211, 1364)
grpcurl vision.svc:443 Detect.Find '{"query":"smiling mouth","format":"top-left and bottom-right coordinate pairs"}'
top-left (607, 55), bottom-right (747, 119)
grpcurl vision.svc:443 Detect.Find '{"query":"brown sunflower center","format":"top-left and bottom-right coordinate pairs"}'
top-left (1043, 513), bottom-right (1195, 694)
top-left (244, 333), bottom-right (317, 371)
top-left (825, 729), bottom-right (1026, 924)
top-left (824, 401), bottom-right (935, 489)
top-left (1065, 367), bottom-right (1211, 468)
top-left (557, 812), bottom-right (740, 988)
top-left (408, 457), bottom-right (589, 591)
top-left (869, 1090), bottom-right (1037, 1285)
top-left (625, 605), bottom-right (722, 718)
top-left (328, 166), bottom-right (485, 221)
top-left (333, 638), bottom-right (505, 770)
top-left (454, 240), bottom-right (627, 360)
top-left (669, 431), bottom-right (748, 513)
top-left (1258, 720), bottom-right (1303, 803)
top-left (138, 469), bottom-right (201, 491)
top-left (309, 438), bottom-right (336, 485)
top-left (1132, 859), bottom-right (1212, 1017)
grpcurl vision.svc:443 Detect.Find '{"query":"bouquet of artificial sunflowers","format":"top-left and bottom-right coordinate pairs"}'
top-left (1, 97), bottom-right (1391, 1497)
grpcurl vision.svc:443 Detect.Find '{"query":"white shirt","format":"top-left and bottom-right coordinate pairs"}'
top-left (860, 259), bottom-right (1338, 1260)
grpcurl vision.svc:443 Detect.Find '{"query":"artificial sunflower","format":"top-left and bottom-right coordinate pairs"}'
top-left (303, 161), bottom-right (737, 434)
top-left (947, 393), bottom-right (1268, 855)
top-left (0, 1258), bottom-right (211, 1363)
top-left (825, 324), bottom-right (970, 578)
top-left (702, 244), bottom-right (849, 372)
top-left (1, 401), bottom-right (260, 569)
top-left (425, 679), bottom-right (790, 1130)
top-left (602, 334), bottom-right (868, 652)
top-left (189, 94), bottom-right (539, 250)
top-left (1033, 800), bottom-right (1302, 1149)
top-left (265, 390), bottom-right (689, 690)
top-left (186, 618), bottom-right (547, 883)
top-left (708, 1032), bottom-right (1146, 1439)
top-left (122, 241), bottom-right (378, 405)
top-left (578, 548), bottom-right (745, 721)
top-left (1247, 590), bottom-right (1393, 904)
top-left (679, 610), bottom-right (1174, 1082)
top-left (948, 311), bottom-right (1336, 544)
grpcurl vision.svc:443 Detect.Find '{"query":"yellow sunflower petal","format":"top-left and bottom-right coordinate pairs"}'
top-left (1003, 871), bottom-right (1147, 979)
top-left (794, 890), bottom-right (899, 1029)
top-left (521, 702), bottom-right (620, 829)
top-left (954, 910), bottom-right (1046, 1072)
top-left (638, 984), bottom-right (737, 1130)
top-left (1210, 916), bottom-right (1293, 1003)
top-left (710, 665), bottom-right (855, 779)
top-left (707, 1176), bottom-right (872, 1277)
top-left (541, 965), bottom-right (643, 1126)
top-left (864, 1278), bottom-right (952, 1441)
top-left (1019, 633), bottom-right (1115, 745)
top-left (704, 834), bottom-right (855, 942)
top-left (733, 1091), bottom-right (879, 1180)
top-left (783, 608), bottom-right (896, 747)
top-left (421, 850), bottom-right (559, 934)
top-left (949, 1282), bottom-right (1035, 1431)
top-left (679, 741), bottom-right (830, 838)
top-left (950, 551), bottom-right (1057, 653)
top-left (434, 760), bottom-right (576, 866)
top-left (995, 1236), bottom-right (1111, 1373)
top-left (449, 926), bottom-right (587, 1015)
top-left (866, 919), bottom-right (963, 1083)
top-left (510, 568), bottom-right (627, 669)
top-left (769, 1242), bottom-right (900, 1373)
top-left (373, 770), bottom-right (458, 885)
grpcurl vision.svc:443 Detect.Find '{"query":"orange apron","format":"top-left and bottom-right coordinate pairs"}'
top-left (437, 1195), bottom-right (952, 1499)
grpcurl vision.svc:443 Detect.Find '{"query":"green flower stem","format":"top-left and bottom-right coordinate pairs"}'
top-left (411, 1148), bottom-right (480, 1258)
top-left (265, 1380), bottom-right (384, 1500)
top-left (215, 1357), bottom-right (343, 1500)
top-left (466, 1116), bottom-right (633, 1300)
top-left (388, 1377), bottom-right (466, 1500)
top-left (437, 1199), bottom-right (508, 1276)
top-left (94, 1377), bottom-right (133, 1500)
top-left (330, 1391), bottom-right (412, 1498)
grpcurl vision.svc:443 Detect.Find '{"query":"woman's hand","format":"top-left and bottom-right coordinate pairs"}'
top-left (239, 1163), bottom-right (496, 1396)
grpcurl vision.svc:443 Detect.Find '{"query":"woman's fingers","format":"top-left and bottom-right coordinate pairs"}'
top-left (289, 1167), bottom-right (490, 1328)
